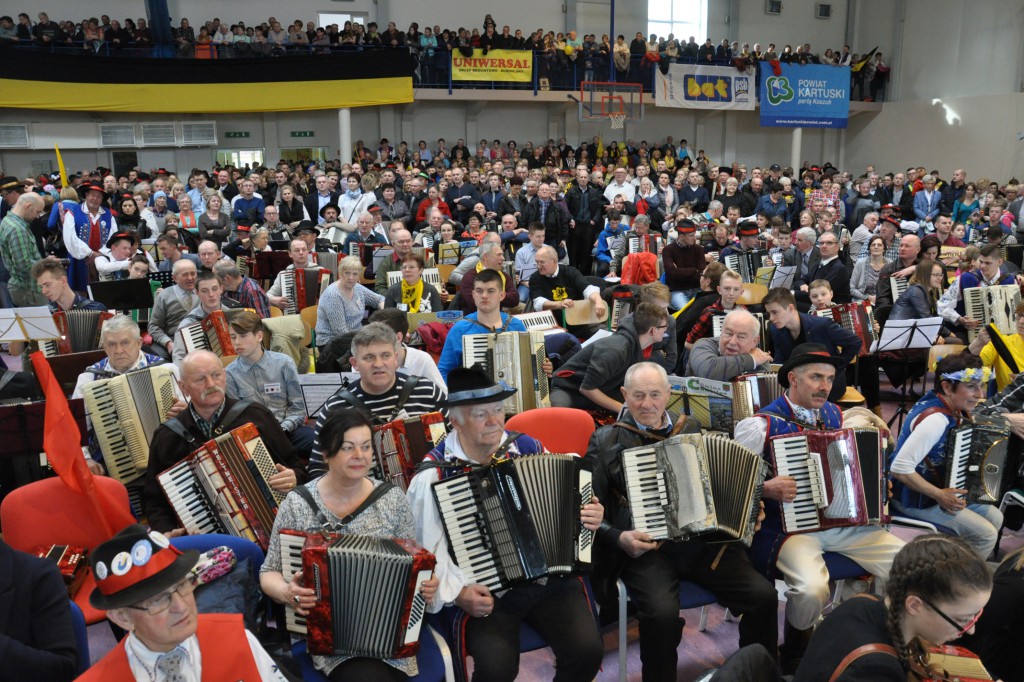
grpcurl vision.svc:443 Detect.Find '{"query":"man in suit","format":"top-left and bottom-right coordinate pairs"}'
top-left (913, 174), bottom-right (942, 231)
top-left (796, 231), bottom-right (851, 306)
top-left (763, 287), bottom-right (861, 402)
top-left (303, 173), bottom-right (340, 224)
top-left (0, 539), bottom-right (78, 680)
top-left (782, 227), bottom-right (820, 283)
top-left (880, 171), bottom-right (914, 218)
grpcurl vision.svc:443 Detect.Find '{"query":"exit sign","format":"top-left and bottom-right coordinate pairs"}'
top-left (225, 131), bottom-right (250, 138)
top-left (291, 131), bottom-right (314, 138)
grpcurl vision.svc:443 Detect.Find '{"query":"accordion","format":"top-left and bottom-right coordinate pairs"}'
top-left (945, 416), bottom-right (1013, 504)
top-left (723, 249), bottom-right (772, 284)
top-left (282, 267), bottom-right (331, 315)
top-left (373, 412), bottom-right (448, 491)
top-left (235, 255), bottom-right (251, 278)
top-left (462, 331), bottom-right (551, 414)
top-left (513, 311), bottom-right (562, 335)
top-left (157, 423), bottom-right (285, 550)
top-left (311, 251), bottom-right (342, 281)
top-left (82, 364), bottom-right (178, 486)
top-left (918, 645), bottom-right (993, 681)
top-left (179, 310), bottom-right (235, 357)
top-left (810, 302), bottom-right (878, 357)
top-left (298, 532), bottom-right (435, 659)
top-left (621, 434), bottom-right (767, 546)
top-left (769, 427), bottom-right (889, 534)
top-left (40, 310), bottom-right (114, 356)
top-left (732, 373), bottom-right (783, 424)
top-left (889, 275), bottom-right (909, 304)
top-left (628, 233), bottom-right (663, 255)
top-left (964, 284), bottom-right (1021, 342)
top-left (34, 544), bottom-right (89, 598)
top-left (712, 312), bottom-right (772, 353)
top-left (431, 453), bottom-right (593, 593)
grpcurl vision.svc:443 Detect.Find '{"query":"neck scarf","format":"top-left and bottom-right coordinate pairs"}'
top-left (401, 278), bottom-right (424, 310)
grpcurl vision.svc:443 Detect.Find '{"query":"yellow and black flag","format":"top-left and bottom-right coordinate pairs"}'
top-left (0, 47), bottom-right (415, 113)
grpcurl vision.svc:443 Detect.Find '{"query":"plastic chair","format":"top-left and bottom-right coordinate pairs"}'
top-left (290, 624), bottom-right (453, 681)
top-left (505, 407), bottom-right (597, 456)
top-left (69, 601), bottom-right (90, 675)
top-left (995, 489), bottom-right (1024, 557)
top-left (822, 552), bottom-right (870, 611)
top-left (0, 476), bottom-right (133, 625)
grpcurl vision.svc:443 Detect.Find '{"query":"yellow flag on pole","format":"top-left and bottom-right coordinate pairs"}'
top-left (54, 144), bottom-right (67, 187)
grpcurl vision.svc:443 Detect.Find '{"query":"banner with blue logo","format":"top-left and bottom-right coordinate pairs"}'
top-left (759, 62), bottom-right (850, 128)
top-left (655, 63), bottom-right (755, 111)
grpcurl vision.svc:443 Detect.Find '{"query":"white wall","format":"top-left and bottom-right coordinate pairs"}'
top-left (733, 0), bottom-right (849, 50)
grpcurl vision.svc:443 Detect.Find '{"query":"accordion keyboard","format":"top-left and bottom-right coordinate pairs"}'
top-left (622, 446), bottom-right (670, 538)
top-left (157, 461), bottom-right (220, 535)
top-left (279, 531), bottom-right (307, 635)
top-left (947, 427), bottom-right (972, 492)
top-left (772, 436), bottom-right (829, 532)
top-left (432, 476), bottom-right (514, 593)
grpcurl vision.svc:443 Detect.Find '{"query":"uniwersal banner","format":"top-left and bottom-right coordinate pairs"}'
top-left (452, 49), bottom-right (533, 82)
top-left (759, 62), bottom-right (850, 128)
top-left (655, 63), bottom-right (755, 110)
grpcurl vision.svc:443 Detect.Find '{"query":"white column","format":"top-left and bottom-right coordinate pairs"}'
top-left (790, 127), bottom-right (802, 173)
top-left (338, 108), bottom-right (352, 164)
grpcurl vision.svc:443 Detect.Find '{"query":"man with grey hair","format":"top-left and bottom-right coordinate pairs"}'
top-left (308, 322), bottom-right (446, 477)
top-left (147, 258), bottom-right (199, 359)
top-left (530, 244), bottom-right (607, 338)
top-left (585, 361), bottom-right (779, 678)
top-left (144, 349), bottom-right (306, 534)
top-left (458, 240), bottom-right (519, 314)
top-left (849, 211), bottom-right (878, 261)
top-left (610, 213), bottom-right (657, 274)
top-left (449, 231), bottom-right (502, 286)
top-left (374, 228), bottom-right (414, 294)
top-left (196, 239), bottom-right (223, 274)
top-left (686, 309), bottom-right (773, 381)
top-left (913, 173), bottom-right (942, 228)
top-left (73, 315), bottom-right (184, 475)
top-left (0, 192), bottom-right (46, 306)
top-left (213, 259), bottom-right (271, 318)
top-left (782, 227), bottom-right (820, 282)
top-left (406, 365), bottom-right (605, 681)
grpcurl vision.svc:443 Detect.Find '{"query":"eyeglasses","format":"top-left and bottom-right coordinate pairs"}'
top-left (920, 596), bottom-right (984, 637)
top-left (128, 575), bottom-right (198, 616)
top-left (655, 324), bottom-right (669, 330)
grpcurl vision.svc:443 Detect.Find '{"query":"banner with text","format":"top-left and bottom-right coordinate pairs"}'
top-left (452, 49), bottom-right (533, 82)
top-left (655, 63), bottom-right (755, 110)
top-left (759, 62), bottom-right (850, 128)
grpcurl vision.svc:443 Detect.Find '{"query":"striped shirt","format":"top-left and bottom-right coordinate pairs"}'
top-left (308, 371), bottom-right (448, 477)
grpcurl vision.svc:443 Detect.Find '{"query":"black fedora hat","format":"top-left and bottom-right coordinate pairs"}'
top-left (295, 220), bottom-right (319, 236)
top-left (89, 524), bottom-right (199, 610)
top-left (105, 231), bottom-right (136, 248)
top-left (319, 202), bottom-right (341, 218)
top-left (0, 176), bottom-right (22, 193)
top-left (777, 343), bottom-right (845, 388)
top-left (445, 365), bottom-right (517, 408)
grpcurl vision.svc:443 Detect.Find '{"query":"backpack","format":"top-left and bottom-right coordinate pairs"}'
top-left (418, 321), bottom-right (453, 356)
top-left (620, 251), bottom-right (659, 285)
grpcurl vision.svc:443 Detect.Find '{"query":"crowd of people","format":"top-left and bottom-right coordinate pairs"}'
top-left (0, 11), bottom-right (888, 96)
top-left (3, 132), bottom-right (1024, 682)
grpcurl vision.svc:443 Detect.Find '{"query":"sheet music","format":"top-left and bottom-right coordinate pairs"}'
top-left (581, 329), bottom-right (613, 347)
top-left (0, 307), bottom-right (61, 342)
top-left (770, 265), bottom-right (796, 289)
top-left (298, 372), bottom-right (361, 418)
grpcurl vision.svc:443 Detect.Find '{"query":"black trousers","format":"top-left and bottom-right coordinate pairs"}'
top-left (620, 541), bottom-right (779, 682)
top-left (709, 644), bottom-right (782, 682)
top-left (464, 577), bottom-right (603, 682)
top-left (327, 657), bottom-right (407, 681)
top-left (568, 220), bottom-right (598, 275)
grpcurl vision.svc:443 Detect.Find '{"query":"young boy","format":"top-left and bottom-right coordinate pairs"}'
top-left (808, 279), bottom-right (835, 312)
top-left (769, 224), bottom-right (793, 266)
top-left (594, 209), bottom-right (630, 278)
top-left (225, 311), bottom-right (313, 458)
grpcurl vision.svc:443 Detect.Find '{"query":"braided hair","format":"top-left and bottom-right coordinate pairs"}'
top-left (884, 534), bottom-right (991, 670)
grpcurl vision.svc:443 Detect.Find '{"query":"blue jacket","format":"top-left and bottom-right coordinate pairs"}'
top-left (595, 222), bottom-right (628, 264)
top-left (755, 195), bottom-right (789, 220)
top-left (436, 312), bottom-right (527, 381)
top-left (769, 312), bottom-right (862, 402)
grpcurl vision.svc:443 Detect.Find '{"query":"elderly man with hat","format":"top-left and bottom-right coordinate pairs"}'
top-left (317, 202), bottom-right (347, 243)
top-left (62, 181), bottom-right (117, 292)
top-left (733, 343), bottom-right (903, 673)
top-left (406, 366), bottom-right (605, 682)
top-left (94, 231), bottom-right (138, 281)
top-left (661, 218), bottom-right (705, 309)
top-left (78, 524), bottom-right (287, 680)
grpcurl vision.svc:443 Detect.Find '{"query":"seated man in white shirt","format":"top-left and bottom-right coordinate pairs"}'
top-left (513, 222), bottom-right (546, 302)
top-left (94, 232), bottom-right (136, 281)
top-left (80, 524), bottom-right (287, 681)
top-left (368, 308), bottom-right (447, 395)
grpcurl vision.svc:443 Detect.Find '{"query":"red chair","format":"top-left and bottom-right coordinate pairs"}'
top-left (0, 476), bottom-right (133, 625)
top-left (505, 407), bottom-right (596, 456)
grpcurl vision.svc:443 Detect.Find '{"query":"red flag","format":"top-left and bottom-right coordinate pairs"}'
top-left (30, 351), bottom-right (135, 536)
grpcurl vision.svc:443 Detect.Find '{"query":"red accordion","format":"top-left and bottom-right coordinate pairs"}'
top-left (40, 310), bottom-right (114, 356)
top-left (303, 532), bottom-right (435, 659)
top-left (812, 301), bottom-right (877, 357)
top-left (373, 412), bottom-right (447, 491)
top-left (283, 267), bottom-right (331, 314)
top-left (34, 544), bottom-right (89, 598)
top-left (179, 310), bottom-right (236, 356)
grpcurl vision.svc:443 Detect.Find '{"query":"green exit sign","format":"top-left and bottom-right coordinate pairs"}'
top-left (291, 131), bottom-right (315, 138)
top-left (225, 131), bottom-right (250, 138)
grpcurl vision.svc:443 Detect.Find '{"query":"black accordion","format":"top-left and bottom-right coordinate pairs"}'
top-left (298, 531), bottom-right (435, 659)
top-left (723, 249), bottom-right (772, 284)
top-left (621, 433), bottom-right (767, 546)
top-left (945, 416), bottom-right (1014, 504)
top-left (431, 453), bottom-right (593, 593)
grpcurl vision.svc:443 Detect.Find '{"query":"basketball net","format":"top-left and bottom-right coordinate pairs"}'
top-left (609, 113), bottom-right (626, 129)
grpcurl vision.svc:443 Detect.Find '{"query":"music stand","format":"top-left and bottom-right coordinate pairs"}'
top-left (88, 279), bottom-right (155, 312)
top-left (872, 316), bottom-right (943, 432)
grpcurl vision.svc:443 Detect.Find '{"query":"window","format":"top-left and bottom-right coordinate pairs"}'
top-left (280, 147), bottom-right (330, 165)
top-left (216, 149), bottom-right (264, 169)
top-left (648, 0), bottom-right (707, 44)
top-left (317, 12), bottom-right (370, 30)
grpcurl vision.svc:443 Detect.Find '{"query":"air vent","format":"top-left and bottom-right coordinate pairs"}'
top-left (0, 125), bottom-right (29, 148)
top-left (182, 121), bottom-right (217, 146)
top-left (99, 124), bottom-right (136, 147)
top-left (766, 0), bottom-right (783, 14)
top-left (815, 3), bottom-right (832, 18)
top-left (141, 123), bottom-right (177, 146)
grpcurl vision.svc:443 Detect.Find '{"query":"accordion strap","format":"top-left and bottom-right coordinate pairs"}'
top-left (294, 479), bottom-right (396, 532)
top-left (986, 323), bottom-right (1020, 375)
top-left (609, 417), bottom-right (688, 441)
top-left (162, 399), bottom-right (257, 447)
top-left (332, 375), bottom-right (423, 424)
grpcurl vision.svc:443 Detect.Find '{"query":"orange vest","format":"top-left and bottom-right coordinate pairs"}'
top-left (76, 613), bottom-right (263, 681)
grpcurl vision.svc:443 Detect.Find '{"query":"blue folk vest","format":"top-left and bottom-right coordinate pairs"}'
top-left (889, 390), bottom-right (959, 509)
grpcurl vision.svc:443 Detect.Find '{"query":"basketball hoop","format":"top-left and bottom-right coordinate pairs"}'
top-left (608, 113), bottom-right (626, 129)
